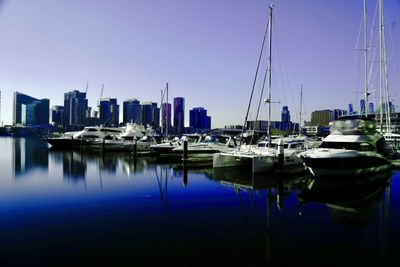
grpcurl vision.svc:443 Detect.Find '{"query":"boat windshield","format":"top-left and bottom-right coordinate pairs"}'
top-left (202, 136), bottom-right (230, 144)
top-left (330, 119), bottom-right (376, 135)
top-left (319, 141), bottom-right (375, 151)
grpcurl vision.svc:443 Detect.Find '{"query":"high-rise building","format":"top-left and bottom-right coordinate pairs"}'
top-left (64, 90), bottom-right (88, 126)
top-left (51, 105), bottom-right (64, 127)
top-left (281, 106), bottom-right (290, 122)
top-left (161, 102), bottom-right (172, 129)
top-left (141, 102), bottom-right (160, 128)
top-left (123, 99), bottom-right (141, 124)
top-left (173, 97), bottom-right (185, 134)
top-left (348, 103), bottom-right (354, 115)
top-left (13, 92), bottom-right (49, 125)
top-left (189, 107), bottom-right (211, 129)
top-left (333, 109), bottom-right (347, 120)
top-left (311, 110), bottom-right (334, 126)
top-left (369, 102), bottom-right (374, 113)
top-left (360, 99), bottom-right (366, 115)
top-left (99, 98), bottom-right (119, 127)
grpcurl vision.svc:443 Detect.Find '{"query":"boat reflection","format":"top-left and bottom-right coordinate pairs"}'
top-left (298, 171), bottom-right (392, 226)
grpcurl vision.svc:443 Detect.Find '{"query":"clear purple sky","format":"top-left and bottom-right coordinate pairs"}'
top-left (1, 0), bottom-right (399, 127)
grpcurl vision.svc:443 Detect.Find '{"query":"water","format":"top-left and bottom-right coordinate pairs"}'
top-left (0, 137), bottom-right (399, 266)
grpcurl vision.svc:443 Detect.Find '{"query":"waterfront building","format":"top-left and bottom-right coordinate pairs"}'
top-left (311, 110), bottom-right (334, 126)
top-left (173, 97), bottom-right (185, 134)
top-left (123, 99), bottom-right (141, 124)
top-left (333, 109), bottom-right (347, 120)
top-left (64, 90), bottom-right (88, 127)
top-left (246, 120), bottom-right (299, 133)
top-left (281, 106), bottom-right (290, 123)
top-left (51, 106), bottom-right (64, 127)
top-left (369, 102), bottom-right (374, 113)
top-left (360, 99), bottom-right (366, 115)
top-left (348, 103), bottom-right (354, 115)
top-left (161, 102), bottom-right (172, 131)
top-left (189, 107), bottom-right (211, 130)
top-left (99, 98), bottom-right (119, 127)
top-left (141, 102), bottom-right (160, 128)
top-left (13, 92), bottom-right (49, 126)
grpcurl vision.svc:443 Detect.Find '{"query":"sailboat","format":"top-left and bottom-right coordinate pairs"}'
top-left (300, 0), bottom-right (394, 178)
top-left (212, 5), bottom-right (305, 174)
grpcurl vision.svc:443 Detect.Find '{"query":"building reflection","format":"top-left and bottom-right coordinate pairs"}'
top-left (62, 150), bottom-right (86, 182)
top-left (13, 138), bottom-right (49, 178)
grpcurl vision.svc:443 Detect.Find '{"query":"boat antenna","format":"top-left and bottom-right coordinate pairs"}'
top-left (238, 6), bottom-right (270, 148)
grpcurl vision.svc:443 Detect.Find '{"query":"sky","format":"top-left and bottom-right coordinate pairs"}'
top-left (0, 0), bottom-right (399, 128)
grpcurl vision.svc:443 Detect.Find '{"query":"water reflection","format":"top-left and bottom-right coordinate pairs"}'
top-left (299, 172), bottom-right (391, 226)
top-left (12, 138), bottom-right (48, 178)
top-left (2, 138), bottom-right (400, 266)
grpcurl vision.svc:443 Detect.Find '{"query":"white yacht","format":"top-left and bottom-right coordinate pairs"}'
top-left (172, 135), bottom-right (237, 161)
top-left (213, 137), bottom-right (306, 173)
top-left (150, 134), bottom-right (203, 155)
top-left (300, 117), bottom-right (393, 177)
top-left (45, 126), bottom-right (124, 149)
top-left (45, 123), bottom-right (148, 150)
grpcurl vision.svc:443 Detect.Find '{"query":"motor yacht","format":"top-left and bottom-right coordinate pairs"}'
top-left (300, 117), bottom-right (393, 177)
top-left (150, 134), bottom-right (203, 155)
top-left (172, 135), bottom-right (237, 162)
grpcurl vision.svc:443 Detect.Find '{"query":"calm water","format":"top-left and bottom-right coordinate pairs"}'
top-left (0, 137), bottom-right (399, 266)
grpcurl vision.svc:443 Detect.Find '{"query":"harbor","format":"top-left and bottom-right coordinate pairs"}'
top-left (1, 0), bottom-right (400, 266)
top-left (0, 137), bottom-right (399, 266)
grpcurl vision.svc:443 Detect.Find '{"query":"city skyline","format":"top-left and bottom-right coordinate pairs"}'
top-left (1, 0), bottom-right (400, 127)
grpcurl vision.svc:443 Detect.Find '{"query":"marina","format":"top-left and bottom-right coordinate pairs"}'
top-left (1, 137), bottom-right (400, 266)
top-left (1, 0), bottom-right (400, 266)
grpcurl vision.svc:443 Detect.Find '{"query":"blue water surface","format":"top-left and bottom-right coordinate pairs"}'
top-left (0, 137), bottom-right (399, 266)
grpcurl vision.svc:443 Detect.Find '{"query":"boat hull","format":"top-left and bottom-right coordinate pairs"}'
top-left (303, 152), bottom-right (393, 177)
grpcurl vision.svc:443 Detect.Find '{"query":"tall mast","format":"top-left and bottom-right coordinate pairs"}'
top-left (379, 0), bottom-right (383, 132)
top-left (299, 85), bottom-right (303, 135)
top-left (166, 82), bottom-right (169, 138)
top-left (160, 88), bottom-right (163, 135)
top-left (363, 0), bottom-right (369, 116)
top-left (267, 4), bottom-right (273, 139)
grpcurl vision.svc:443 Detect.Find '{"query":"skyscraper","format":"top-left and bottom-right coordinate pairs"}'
top-left (64, 90), bottom-right (88, 126)
top-left (51, 106), bottom-right (64, 127)
top-left (348, 103), bottom-right (354, 115)
top-left (189, 107), bottom-right (211, 130)
top-left (141, 102), bottom-right (160, 128)
top-left (360, 99), bottom-right (366, 115)
top-left (369, 102), bottom-right (374, 113)
top-left (281, 106), bottom-right (290, 122)
top-left (123, 99), bottom-right (141, 124)
top-left (99, 98), bottom-right (119, 126)
top-left (13, 92), bottom-right (49, 125)
top-left (173, 97), bottom-right (185, 134)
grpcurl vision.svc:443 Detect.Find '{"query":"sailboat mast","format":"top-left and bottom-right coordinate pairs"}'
top-left (166, 82), bottom-right (169, 138)
top-left (363, 0), bottom-right (369, 116)
top-left (299, 85), bottom-right (303, 135)
top-left (160, 89), bottom-right (164, 135)
top-left (379, 0), bottom-right (384, 132)
top-left (267, 4), bottom-right (273, 139)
